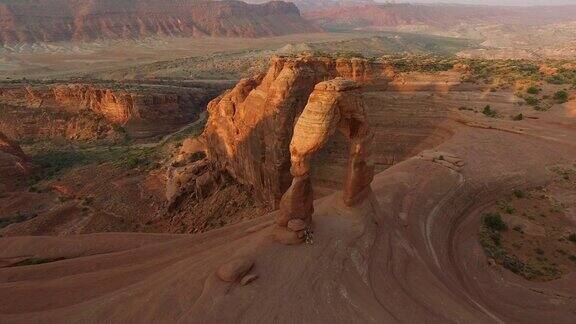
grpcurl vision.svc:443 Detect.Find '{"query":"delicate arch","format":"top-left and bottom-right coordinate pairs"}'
top-left (275, 78), bottom-right (374, 243)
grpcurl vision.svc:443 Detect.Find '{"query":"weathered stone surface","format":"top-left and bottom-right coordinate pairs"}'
top-left (216, 257), bottom-right (255, 283)
top-left (276, 77), bottom-right (374, 238)
top-left (0, 0), bottom-right (320, 45)
top-left (277, 175), bottom-right (314, 227)
top-left (0, 83), bottom-right (218, 140)
top-left (201, 57), bottom-right (384, 208)
top-left (287, 219), bottom-right (307, 232)
top-left (272, 226), bottom-right (303, 245)
top-left (240, 274), bottom-right (259, 286)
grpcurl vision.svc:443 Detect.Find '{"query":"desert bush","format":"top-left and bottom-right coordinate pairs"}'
top-left (569, 233), bottom-right (576, 243)
top-left (483, 213), bottom-right (507, 231)
top-left (553, 90), bottom-right (568, 104)
top-left (547, 75), bottom-right (566, 85)
top-left (513, 189), bottom-right (526, 198)
top-left (482, 105), bottom-right (497, 117)
top-left (526, 86), bottom-right (540, 94)
top-left (512, 113), bottom-right (523, 121)
top-left (524, 96), bottom-right (540, 107)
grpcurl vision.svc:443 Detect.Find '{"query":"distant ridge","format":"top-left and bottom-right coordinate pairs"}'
top-left (0, 0), bottom-right (321, 44)
top-left (303, 2), bottom-right (576, 30)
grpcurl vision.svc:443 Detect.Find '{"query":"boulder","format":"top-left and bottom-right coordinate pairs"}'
top-left (216, 257), bottom-right (254, 283)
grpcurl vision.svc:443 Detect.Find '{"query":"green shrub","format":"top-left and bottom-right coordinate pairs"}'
top-left (526, 86), bottom-right (540, 94)
top-left (513, 189), bottom-right (526, 198)
top-left (524, 96), bottom-right (540, 107)
top-left (547, 75), bottom-right (566, 85)
top-left (569, 233), bottom-right (576, 243)
top-left (482, 105), bottom-right (497, 118)
top-left (512, 113), bottom-right (523, 121)
top-left (483, 213), bottom-right (508, 231)
top-left (553, 90), bottom-right (569, 104)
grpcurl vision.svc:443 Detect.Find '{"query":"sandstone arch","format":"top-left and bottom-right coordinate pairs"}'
top-left (275, 78), bottom-right (374, 243)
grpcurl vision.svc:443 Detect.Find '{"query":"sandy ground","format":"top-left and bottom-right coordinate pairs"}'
top-left (0, 90), bottom-right (575, 322)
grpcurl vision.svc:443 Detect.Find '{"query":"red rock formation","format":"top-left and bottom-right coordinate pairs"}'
top-left (200, 56), bottom-right (385, 207)
top-left (0, 131), bottom-right (31, 192)
top-left (275, 78), bottom-right (373, 243)
top-left (0, 83), bottom-right (216, 139)
top-left (0, 0), bottom-right (320, 44)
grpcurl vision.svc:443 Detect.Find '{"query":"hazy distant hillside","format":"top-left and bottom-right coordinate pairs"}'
top-left (244, 0), bottom-right (375, 12)
top-left (0, 0), bottom-right (320, 44)
top-left (305, 3), bottom-right (576, 30)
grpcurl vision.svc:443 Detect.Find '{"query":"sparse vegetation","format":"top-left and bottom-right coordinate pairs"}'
top-left (10, 257), bottom-right (65, 267)
top-left (569, 233), bottom-right (576, 243)
top-left (482, 105), bottom-right (497, 118)
top-left (483, 213), bottom-right (507, 231)
top-left (513, 189), bottom-right (526, 198)
top-left (512, 113), bottom-right (524, 121)
top-left (0, 212), bottom-right (38, 229)
top-left (526, 86), bottom-right (540, 94)
top-left (553, 90), bottom-right (569, 104)
top-left (524, 96), bottom-right (540, 107)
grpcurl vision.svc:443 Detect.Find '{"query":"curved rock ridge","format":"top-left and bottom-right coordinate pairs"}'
top-left (200, 56), bottom-right (387, 207)
top-left (0, 131), bottom-right (31, 192)
top-left (276, 78), bottom-right (373, 243)
top-left (0, 83), bottom-right (218, 139)
top-left (0, 0), bottom-right (320, 44)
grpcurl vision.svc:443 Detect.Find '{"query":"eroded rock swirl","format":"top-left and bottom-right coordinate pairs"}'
top-left (275, 78), bottom-right (374, 244)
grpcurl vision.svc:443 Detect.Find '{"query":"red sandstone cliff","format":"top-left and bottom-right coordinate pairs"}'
top-left (0, 0), bottom-right (320, 44)
top-left (0, 83), bottom-right (218, 139)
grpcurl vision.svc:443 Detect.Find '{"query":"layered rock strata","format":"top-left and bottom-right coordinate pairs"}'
top-left (200, 56), bottom-right (385, 208)
top-left (0, 83), bottom-right (219, 139)
top-left (0, 0), bottom-right (320, 44)
top-left (275, 78), bottom-right (374, 243)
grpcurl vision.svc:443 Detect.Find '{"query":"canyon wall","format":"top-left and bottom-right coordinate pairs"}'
top-left (0, 0), bottom-right (320, 44)
top-left (0, 83), bottom-right (222, 140)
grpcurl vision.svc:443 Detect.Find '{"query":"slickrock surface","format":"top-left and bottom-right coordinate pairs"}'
top-left (1, 102), bottom-right (575, 322)
top-left (0, 0), bottom-right (320, 44)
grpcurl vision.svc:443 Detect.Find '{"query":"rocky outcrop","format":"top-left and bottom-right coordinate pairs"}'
top-left (0, 83), bottom-right (220, 139)
top-left (0, 131), bottom-right (31, 192)
top-left (275, 78), bottom-right (373, 243)
top-left (200, 56), bottom-right (385, 208)
top-left (0, 0), bottom-right (320, 44)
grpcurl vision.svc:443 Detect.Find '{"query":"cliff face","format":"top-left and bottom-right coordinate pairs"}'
top-left (0, 83), bottom-right (218, 140)
top-left (0, 0), bottom-right (320, 44)
top-left (200, 56), bottom-right (386, 206)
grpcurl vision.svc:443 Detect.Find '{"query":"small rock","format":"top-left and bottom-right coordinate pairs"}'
top-left (273, 226), bottom-right (303, 245)
top-left (240, 274), bottom-right (258, 286)
top-left (287, 219), bottom-right (307, 232)
top-left (216, 257), bottom-right (254, 282)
